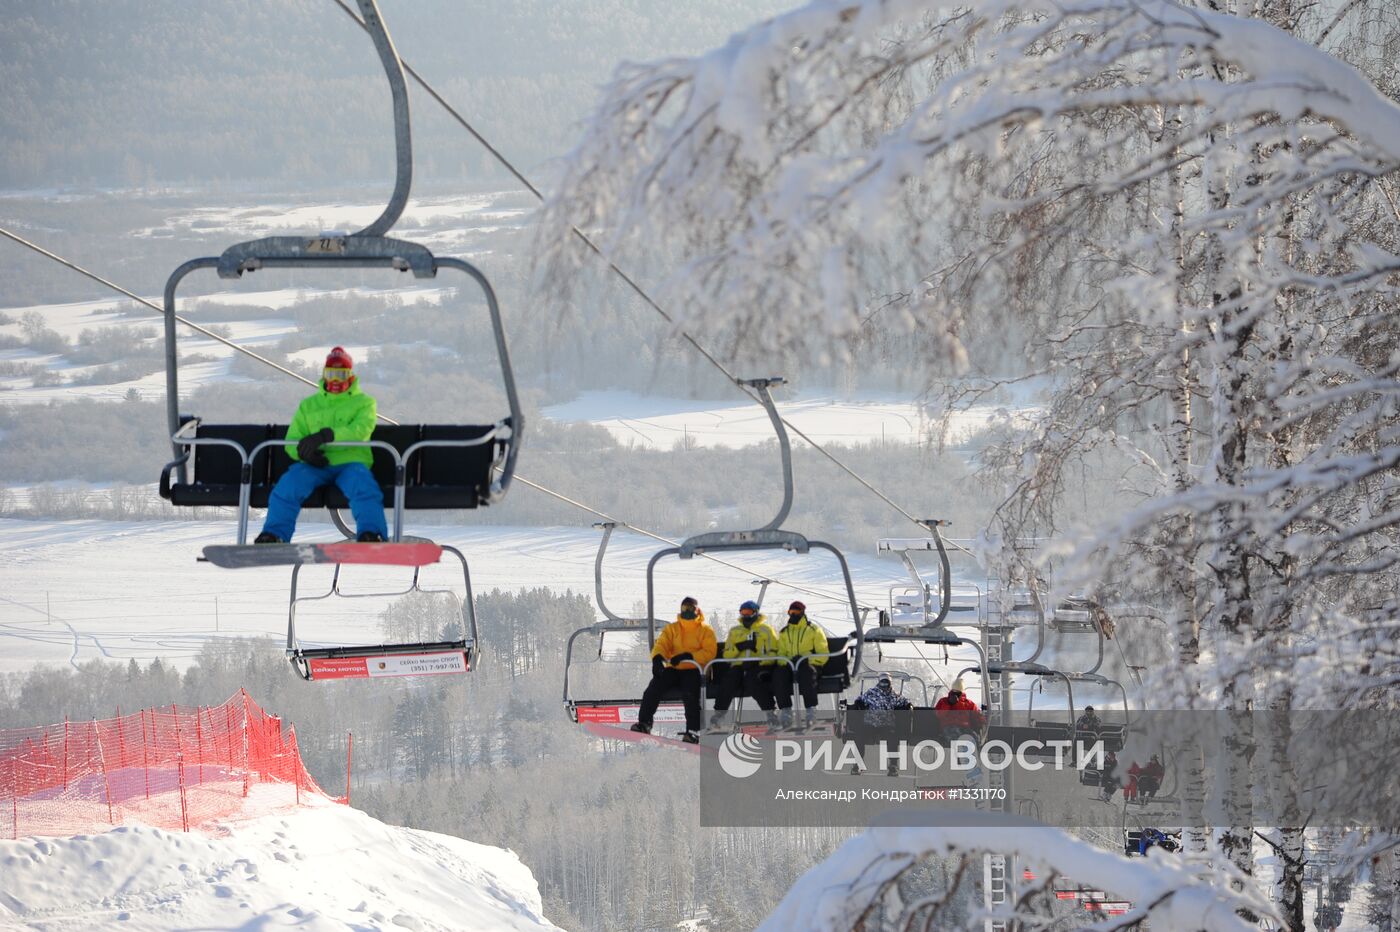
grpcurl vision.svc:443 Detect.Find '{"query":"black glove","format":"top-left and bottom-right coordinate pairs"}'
top-left (297, 427), bottom-right (334, 467)
top-left (757, 670), bottom-right (772, 684)
top-left (670, 652), bottom-right (694, 667)
top-left (652, 655), bottom-right (666, 676)
top-left (736, 638), bottom-right (757, 653)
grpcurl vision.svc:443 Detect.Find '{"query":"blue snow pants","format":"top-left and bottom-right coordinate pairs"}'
top-left (260, 462), bottom-right (388, 541)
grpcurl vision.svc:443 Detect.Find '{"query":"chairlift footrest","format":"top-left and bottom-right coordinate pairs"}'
top-left (203, 541), bottom-right (443, 568)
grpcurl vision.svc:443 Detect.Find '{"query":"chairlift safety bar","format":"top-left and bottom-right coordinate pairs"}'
top-left (163, 430), bottom-right (505, 545)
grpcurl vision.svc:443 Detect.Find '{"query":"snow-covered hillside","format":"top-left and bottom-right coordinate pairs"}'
top-left (541, 388), bottom-right (1041, 449)
top-left (0, 796), bottom-right (559, 931)
top-left (0, 519), bottom-right (912, 674)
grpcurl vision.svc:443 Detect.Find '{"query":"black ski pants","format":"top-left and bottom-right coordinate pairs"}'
top-left (639, 668), bottom-right (703, 731)
top-left (711, 663), bottom-right (776, 712)
top-left (772, 662), bottom-right (819, 710)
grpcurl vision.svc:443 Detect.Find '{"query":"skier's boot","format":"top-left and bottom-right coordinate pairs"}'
top-left (779, 709), bottom-right (794, 731)
top-left (254, 532), bottom-right (283, 544)
top-left (682, 731), bottom-right (700, 745)
top-left (630, 722), bottom-right (651, 735)
top-left (765, 711), bottom-right (781, 729)
top-left (357, 531), bottom-right (385, 542)
top-left (802, 708), bottom-right (816, 731)
top-left (706, 711), bottom-right (728, 732)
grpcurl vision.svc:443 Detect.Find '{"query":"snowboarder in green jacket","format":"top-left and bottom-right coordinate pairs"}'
top-left (254, 346), bottom-right (387, 543)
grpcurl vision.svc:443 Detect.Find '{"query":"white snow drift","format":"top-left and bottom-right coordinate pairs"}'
top-left (0, 794), bottom-right (559, 931)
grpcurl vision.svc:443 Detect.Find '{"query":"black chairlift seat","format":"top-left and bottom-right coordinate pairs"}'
top-left (160, 419), bottom-right (508, 510)
top-left (816, 636), bottom-right (853, 693)
top-left (715, 636), bottom-right (852, 703)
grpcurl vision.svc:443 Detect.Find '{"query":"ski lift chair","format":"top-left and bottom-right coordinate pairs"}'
top-left (643, 379), bottom-right (866, 724)
top-left (155, 0), bottom-right (521, 679)
top-left (877, 525), bottom-right (984, 628)
top-left (285, 549), bottom-right (478, 680)
top-left (855, 621), bottom-right (989, 746)
top-left (563, 523), bottom-right (707, 733)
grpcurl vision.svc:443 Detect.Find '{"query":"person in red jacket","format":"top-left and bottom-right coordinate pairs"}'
top-left (933, 678), bottom-right (986, 735)
top-left (1138, 754), bottom-right (1165, 800)
top-left (1125, 760), bottom-right (1141, 802)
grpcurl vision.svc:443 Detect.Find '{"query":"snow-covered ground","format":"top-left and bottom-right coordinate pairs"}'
top-left (0, 519), bottom-right (912, 674)
top-left (0, 792), bottom-right (558, 931)
top-left (541, 388), bottom-right (1040, 449)
top-left (136, 193), bottom-right (530, 242)
top-left (0, 286), bottom-right (452, 404)
top-left (0, 518), bottom-right (1139, 715)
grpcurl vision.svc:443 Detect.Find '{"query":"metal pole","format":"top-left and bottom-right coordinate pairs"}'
top-left (141, 708), bottom-right (150, 800)
top-left (94, 720), bottom-right (114, 825)
top-left (350, 0), bottom-right (412, 237)
top-left (177, 753), bottom-right (189, 833)
top-left (345, 733), bottom-right (354, 806)
top-left (743, 378), bottom-right (793, 531)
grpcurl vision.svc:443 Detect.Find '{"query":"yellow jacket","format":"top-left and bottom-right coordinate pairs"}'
top-left (775, 616), bottom-right (828, 667)
top-left (721, 616), bottom-right (780, 666)
top-left (652, 612), bottom-right (718, 670)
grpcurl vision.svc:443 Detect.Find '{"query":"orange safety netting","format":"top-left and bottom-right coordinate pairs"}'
top-left (0, 690), bottom-right (341, 839)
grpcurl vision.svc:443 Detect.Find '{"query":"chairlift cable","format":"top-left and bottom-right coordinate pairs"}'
top-left (326, 0), bottom-right (931, 536)
top-left (0, 225), bottom-right (388, 417)
top-left (510, 473), bottom-right (865, 607)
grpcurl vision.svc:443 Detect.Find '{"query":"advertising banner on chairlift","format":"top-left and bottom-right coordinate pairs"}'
top-left (307, 651), bottom-right (468, 679)
top-left (575, 704), bottom-right (688, 725)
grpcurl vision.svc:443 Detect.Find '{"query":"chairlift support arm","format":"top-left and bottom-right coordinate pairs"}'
top-left (741, 377), bottom-right (792, 532)
top-left (351, 0), bottom-right (411, 238)
top-left (878, 519), bottom-right (954, 626)
top-left (592, 522), bottom-right (647, 625)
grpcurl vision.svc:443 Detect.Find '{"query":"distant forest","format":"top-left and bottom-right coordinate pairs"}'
top-left (0, 0), bottom-right (790, 189)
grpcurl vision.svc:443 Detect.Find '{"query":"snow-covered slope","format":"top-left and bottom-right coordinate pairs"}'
top-left (541, 388), bottom-right (1042, 449)
top-left (0, 519), bottom-right (910, 673)
top-left (0, 796), bottom-right (559, 931)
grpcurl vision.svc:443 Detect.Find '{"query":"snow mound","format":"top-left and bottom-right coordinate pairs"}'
top-left (0, 799), bottom-right (559, 931)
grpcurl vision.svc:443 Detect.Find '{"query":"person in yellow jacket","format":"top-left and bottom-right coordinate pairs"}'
top-left (708, 600), bottom-right (779, 730)
top-left (631, 596), bottom-right (717, 743)
top-left (773, 601), bottom-right (828, 729)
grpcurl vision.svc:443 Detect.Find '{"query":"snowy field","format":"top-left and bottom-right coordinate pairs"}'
top-left (0, 518), bottom-right (1141, 713)
top-left (0, 791), bottom-right (558, 931)
top-left (0, 519), bottom-right (911, 673)
top-left (540, 388), bottom-right (1033, 449)
top-left (0, 188), bottom-right (525, 404)
top-left (0, 285), bottom-right (449, 404)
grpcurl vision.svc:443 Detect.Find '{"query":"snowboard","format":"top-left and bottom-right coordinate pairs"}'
top-left (203, 540), bottom-right (443, 568)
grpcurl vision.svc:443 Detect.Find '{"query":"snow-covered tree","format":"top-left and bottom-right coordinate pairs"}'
top-left (538, 0), bottom-right (1400, 925)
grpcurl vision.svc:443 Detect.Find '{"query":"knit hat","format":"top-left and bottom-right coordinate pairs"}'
top-left (788, 600), bottom-right (806, 614)
top-left (739, 600), bottom-right (760, 613)
top-left (949, 678), bottom-right (965, 693)
top-left (324, 346), bottom-right (354, 369)
top-left (681, 596), bottom-right (698, 607)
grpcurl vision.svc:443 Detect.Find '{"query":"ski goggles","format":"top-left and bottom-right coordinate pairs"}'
top-left (323, 367), bottom-right (353, 383)
top-left (739, 608), bottom-right (757, 617)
